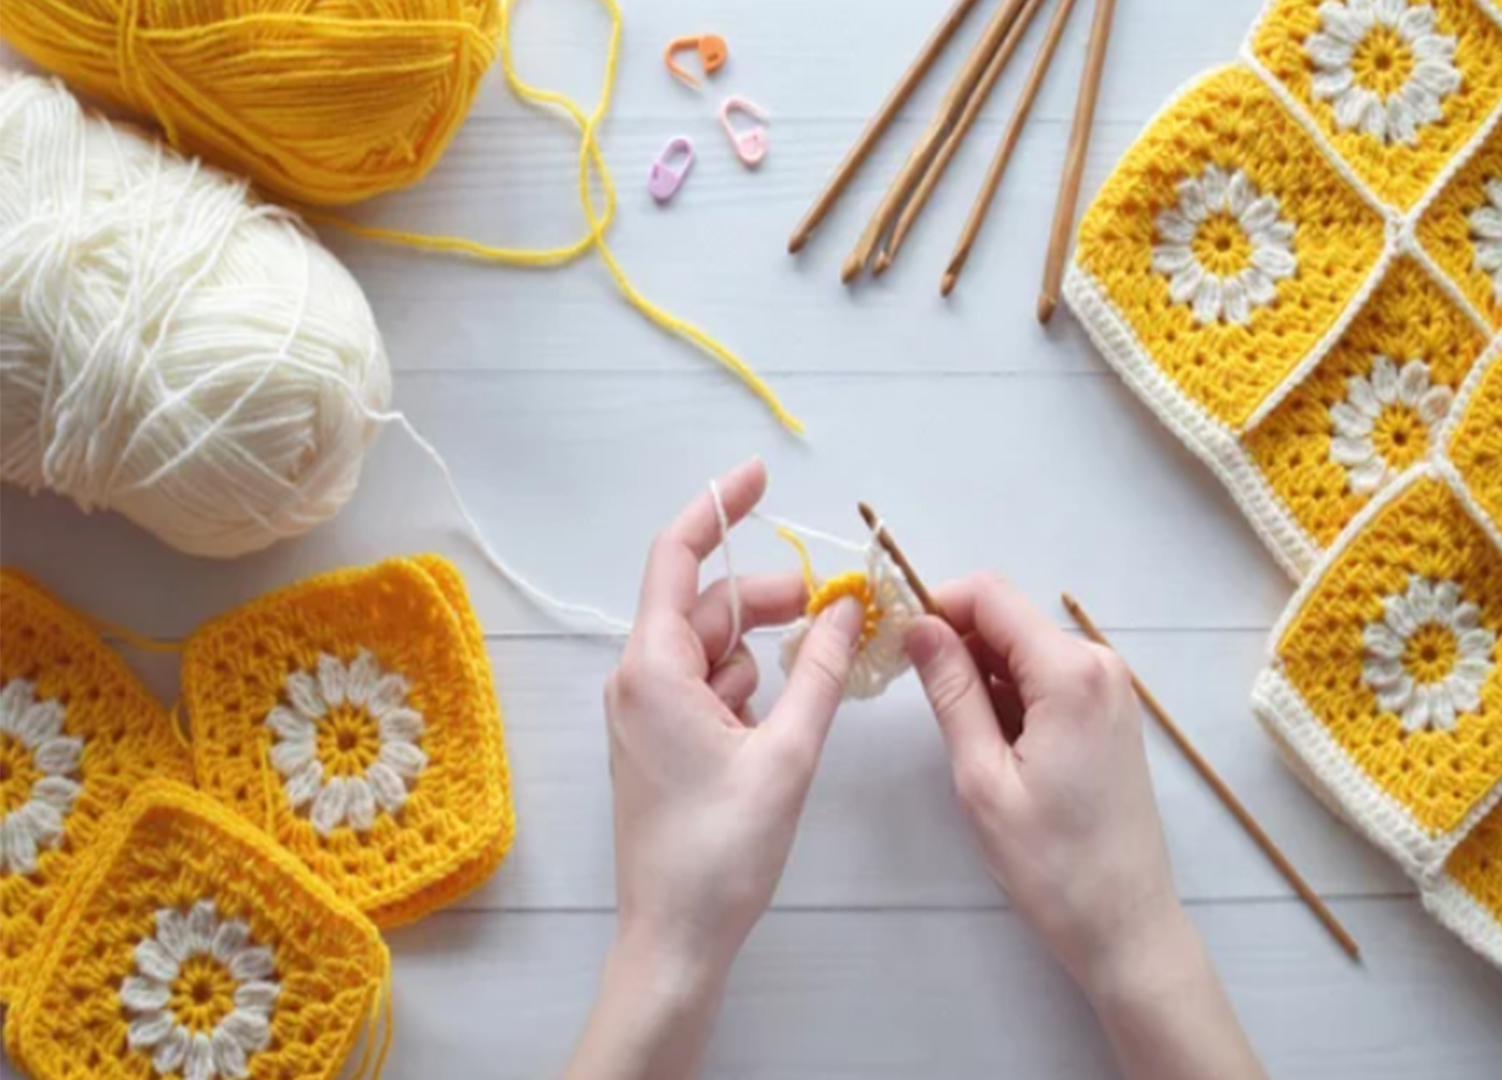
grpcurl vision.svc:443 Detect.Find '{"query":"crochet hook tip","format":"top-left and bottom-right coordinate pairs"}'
top-left (840, 254), bottom-right (865, 285)
top-left (787, 232), bottom-right (808, 255)
top-left (1037, 292), bottom-right (1059, 324)
top-left (940, 269), bottom-right (958, 298)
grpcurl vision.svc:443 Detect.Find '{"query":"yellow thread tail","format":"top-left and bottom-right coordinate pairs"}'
top-left (775, 526), bottom-right (818, 597)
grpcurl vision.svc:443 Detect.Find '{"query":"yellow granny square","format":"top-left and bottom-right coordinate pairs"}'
top-left (4, 781), bottom-right (389, 1080)
top-left (1072, 65), bottom-right (1387, 434)
top-left (1248, 0), bottom-right (1502, 210)
top-left (182, 555), bottom-right (514, 929)
top-left (1424, 802), bottom-right (1502, 967)
top-left (0, 570), bottom-right (194, 1004)
top-left (1418, 116), bottom-right (1502, 329)
top-left (1253, 469), bottom-right (1502, 877)
top-left (1445, 339), bottom-right (1502, 531)
top-left (1242, 257), bottom-right (1488, 556)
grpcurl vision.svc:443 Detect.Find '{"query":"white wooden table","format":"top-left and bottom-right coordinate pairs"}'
top-left (6, 1), bottom-right (1502, 1075)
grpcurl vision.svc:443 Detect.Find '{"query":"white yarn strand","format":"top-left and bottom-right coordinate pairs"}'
top-left (710, 478), bottom-right (742, 667)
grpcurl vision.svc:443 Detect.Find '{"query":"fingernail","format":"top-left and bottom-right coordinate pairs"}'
top-left (904, 620), bottom-right (944, 667)
top-left (826, 597), bottom-right (864, 641)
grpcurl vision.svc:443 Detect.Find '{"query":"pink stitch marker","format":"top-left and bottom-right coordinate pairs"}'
top-left (648, 136), bottom-right (695, 203)
top-left (719, 96), bottom-right (770, 168)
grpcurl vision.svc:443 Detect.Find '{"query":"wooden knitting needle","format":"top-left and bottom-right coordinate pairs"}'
top-left (942, 0), bottom-right (1081, 296)
top-left (1062, 593), bottom-right (1362, 963)
top-left (858, 502), bottom-right (942, 619)
top-left (842, 0), bottom-right (1028, 283)
top-left (1037, 0), bottom-right (1116, 323)
top-left (788, 0), bottom-right (988, 255)
top-left (875, 0), bottom-right (1053, 276)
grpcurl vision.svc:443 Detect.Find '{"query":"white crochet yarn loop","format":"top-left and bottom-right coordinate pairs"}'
top-left (0, 75), bottom-right (390, 558)
top-left (1473, 177), bottom-right (1502, 302)
top-left (121, 899), bottom-right (279, 1080)
top-left (0, 678), bottom-right (82, 876)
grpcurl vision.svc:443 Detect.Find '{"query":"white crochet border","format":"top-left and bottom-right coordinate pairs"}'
top-left (1250, 463), bottom-right (1502, 881)
top-left (1424, 874), bottom-right (1502, 969)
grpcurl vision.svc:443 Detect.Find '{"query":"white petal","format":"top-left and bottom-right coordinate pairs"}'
top-left (1240, 195), bottom-right (1281, 233)
top-left (1151, 244), bottom-right (1195, 275)
top-left (1226, 171), bottom-right (1252, 217)
top-left (1419, 385), bottom-right (1453, 425)
top-left (229, 945), bottom-right (276, 983)
top-left (366, 675), bottom-right (411, 720)
top-left (32, 735), bottom-right (82, 776)
top-left (317, 654), bottom-right (349, 706)
top-left (1398, 5), bottom-right (1436, 39)
top-left (378, 708), bottom-right (424, 745)
top-left (1200, 165), bottom-right (1229, 210)
top-left (1192, 275), bottom-right (1223, 324)
top-left (212, 918), bottom-right (251, 964)
top-left (1408, 579), bottom-right (1438, 622)
top-left (1385, 594), bottom-right (1419, 637)
top-left (120, 975), bottom-right (171, 1012)
top-left (1156, 209), bottom-right (1196, 244)
top-left (1429, 691), bottom-right (1458, 733)
top-left (1454, 602), bottom-right (1484, 632)
top-left (1347, 0), bottom-right (1377, 29)
top-left (1320, 2), bottom-right (1367, 44)
top-left (1371, 356), bottom-right (1400, 402)
top-left (234, 980), bottom-right (281, 1012)
top-left (1375, 0), bottom-right (1405, 27)
top-left (1459, 628), bottom-right (1498, 659)
top-left (221, 1007), bottom-right (272, 1053)
top-left (1387, 97), bottom-right (1418, 147)
top-left (1222, 277), bottom-right (1251, 325)
top-left (1364, 656), bottom-right (1408, 688)
top-left (1413, 60), bottom-right (1461, 98)
top-left (1362, 92), bottom-right (1391, 139)
top-left (185, 1031), bottom-right (215, 1080)
top-left (1397, 360), bottom-right (1432, 406)
top-left (32, 775), bottom-right (80, 811)
top-left (1477, 241), bottom-right (1502, 276)
top-left (152, 1026), bottom-right (190, 1074)
top-left (1308, 32), bottom-right (1356, 69)
top-left (17, 801), bottom-right (63, 849)
top-left (1433, 580), bottom-right (1462, 619)
top-left (1402, 690), bottom-right (1432, 733)
top-left (0, 817), bottom-right (35, 874)
top-left (1176, 176), bottom-right (1210, 222)
top-left (1486, 179), bottom-right (1502, 210)
top-left (154, 908), bottom-right (192, 961)
top-left (1330, 434), bottom-right (1375, 466)
top-left (1349, 457), bottom-right (1388, 493)
top-left (343, 649), bottom-right (381, 707)
top-left (1334, 86), bottom-right (1374, 131)
top-left (1240, 266), bottom-right (1278, 306)
top-left (186, 900), bottom-right (218, 954)
top-left (367, 762), bottom-right (409, 813)
top-left (269, 736), bottom-right (315, 777)
top-left (16, 699), bottom-right (64, 748)
top-left (127, 1010), bottom-right (173, 1050)
top-left (379, 740), bottom-right (428, 780)
top-left (266, 706), bottom-right (316, 742)
top-left (1169, 262), bottom-right (1205, 304)
top-left (0, 680), bottom-right (33, 733)
top-left (1376, 674), bottom-right (1415, 714)
top-left (311, 775), bottom-right (350, 835)
top-left (345, 776), bottom-right (377, 832)
top-left (283, 759), bottom-right (324, 810)
top-left (1401, 81), bottom-right (1444, 126)
top-left (1363, 624), bottom-right (1407, 661)
top-left (135, 938), bottom-right (180, 982)
top-left (284, 671), bottom-right (325, 719)
top-left (1345, 374), bottom-right (1381, 418)
top-left (1332, 401), bottom-right (1376, 437)
top-left (212, 1026), bottom-right (250, 1080)
top-left (1471, 208), bottom-right (1502, 241)
top-left (1250, 244), bottom-right (1296, 279)
top-left (1312, 67), bottom-right (1354, 100)
top-left (1411, 32), bottom-right (1455, 63)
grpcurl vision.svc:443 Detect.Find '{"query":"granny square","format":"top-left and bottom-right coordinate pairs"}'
top-left (1417, 115), bottom-right (1502, 329)
top-left (0, 569), bottom-right (194, 1003)
top-left (181, 555), bottom-right (514, 929)
top-left (3, 781), bottom-right (389, 1080)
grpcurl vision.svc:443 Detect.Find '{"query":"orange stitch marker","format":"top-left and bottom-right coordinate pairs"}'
top-left (665, 34), bottom-right (729, 89)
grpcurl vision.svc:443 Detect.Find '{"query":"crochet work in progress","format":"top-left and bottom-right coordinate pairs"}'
top-left (181, 555), bottom-right (514, 929)
top-left (0, 570), bottom-right (194, 1004)
top-left (1067, 0), bottom-right (1502, 967)
top-left (3, 781), bottom-right (390, 1080)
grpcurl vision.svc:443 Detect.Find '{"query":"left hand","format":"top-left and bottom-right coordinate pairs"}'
top-left (604, 459), bottom-right (865, 990)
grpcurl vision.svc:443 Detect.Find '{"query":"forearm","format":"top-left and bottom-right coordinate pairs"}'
top-left (1083, 906), bottom-right (1267, 1080)
top-left (561, 931), bottom-right (730, 1080)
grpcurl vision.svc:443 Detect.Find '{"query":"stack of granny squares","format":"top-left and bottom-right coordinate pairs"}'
top-left (0, 557), bottom-right (515, 1079)
top-left (1068, 0), bottom-right (1502, 965)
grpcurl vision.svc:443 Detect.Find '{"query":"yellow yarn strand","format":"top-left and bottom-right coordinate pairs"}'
top-left (776, 526), bottom-right (819, 596)
top-left (310, 0), bottom-right (804, 434)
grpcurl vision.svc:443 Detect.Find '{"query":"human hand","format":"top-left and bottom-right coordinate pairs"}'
top-left (904, 575), bottom-right (1184, 995)
top-left (604, 459), bottom-right (865, 993)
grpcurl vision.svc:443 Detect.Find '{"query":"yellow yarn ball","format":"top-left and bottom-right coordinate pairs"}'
top-left (0, 0), bottom-right (501, 206)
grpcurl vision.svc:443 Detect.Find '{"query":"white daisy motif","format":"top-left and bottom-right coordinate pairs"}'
top-left (266, 649), bottom-right (426, 837)
top-left (1329, 356), bottom-right (1453, 493)
top-left (0, 679), bottom-right (82, 876)
top-left (1307, 0), bottom-right (1462, 146)
top-left (781, 551), bottom-right (920, 701)
top-left (1363, 576), bottom-right (1497, 733)
top-left (1471, 177), bottom-right (1502, 302)
top-left (121, 899), bottom-right (279, 1080)
top-left (1152, 165), bottom-right (1297, 326)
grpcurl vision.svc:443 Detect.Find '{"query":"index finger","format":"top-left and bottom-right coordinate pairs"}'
top-left (930, 574), bottom-right (1078, 701)
top-left (637, 458), bottom-right (768, 621)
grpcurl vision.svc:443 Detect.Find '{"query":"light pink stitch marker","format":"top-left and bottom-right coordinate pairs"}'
top-left (719, 96), bottom-right (769, 168)
top-left (648, 136), bottom-right (695, 202)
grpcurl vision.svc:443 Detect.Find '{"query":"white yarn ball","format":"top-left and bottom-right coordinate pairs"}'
top-left (0, 74), bottom-right (391, 558)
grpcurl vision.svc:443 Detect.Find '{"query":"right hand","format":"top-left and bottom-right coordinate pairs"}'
top-left (904, 574), bottom-right (1186, 994)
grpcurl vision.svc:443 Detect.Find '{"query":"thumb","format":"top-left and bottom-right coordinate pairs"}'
top-left (766, 597), bottom-right (864, 763)
top-left (906, 616), bottom-right (1009, 771)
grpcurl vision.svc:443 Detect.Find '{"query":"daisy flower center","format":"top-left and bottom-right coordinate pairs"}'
top-left (807, 572), bottom-right (883, 649)
top-left (168, 954), bottom-right (238, 1035)
top-left (315, 706), bottom-right (382, 779)
top-left (1369, 403), bottom-right (1430, 470)
top-left (1190, 212), bottom-right (1254, 278)
top-left (1403, 623), bottom-right (1460, 686)
top-left (1351, 26), bottom-right (1414, 98)
top-left (0, 732), bottom-right (40, 816)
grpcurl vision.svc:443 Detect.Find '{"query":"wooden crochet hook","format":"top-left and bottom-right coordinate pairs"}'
top-left (858, 502), bottom-right (942, 618)
top-left (1062, 593), bottom-right (1362, 963)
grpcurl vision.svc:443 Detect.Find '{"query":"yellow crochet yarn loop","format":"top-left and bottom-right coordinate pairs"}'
top-left (311, 0), bottom-right (804, 435)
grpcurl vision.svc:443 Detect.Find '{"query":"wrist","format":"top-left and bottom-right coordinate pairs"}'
top-left (604, 922), bottom-right (733, 1020)
top-left (1075, 896), bottom-right (1203, 1009)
